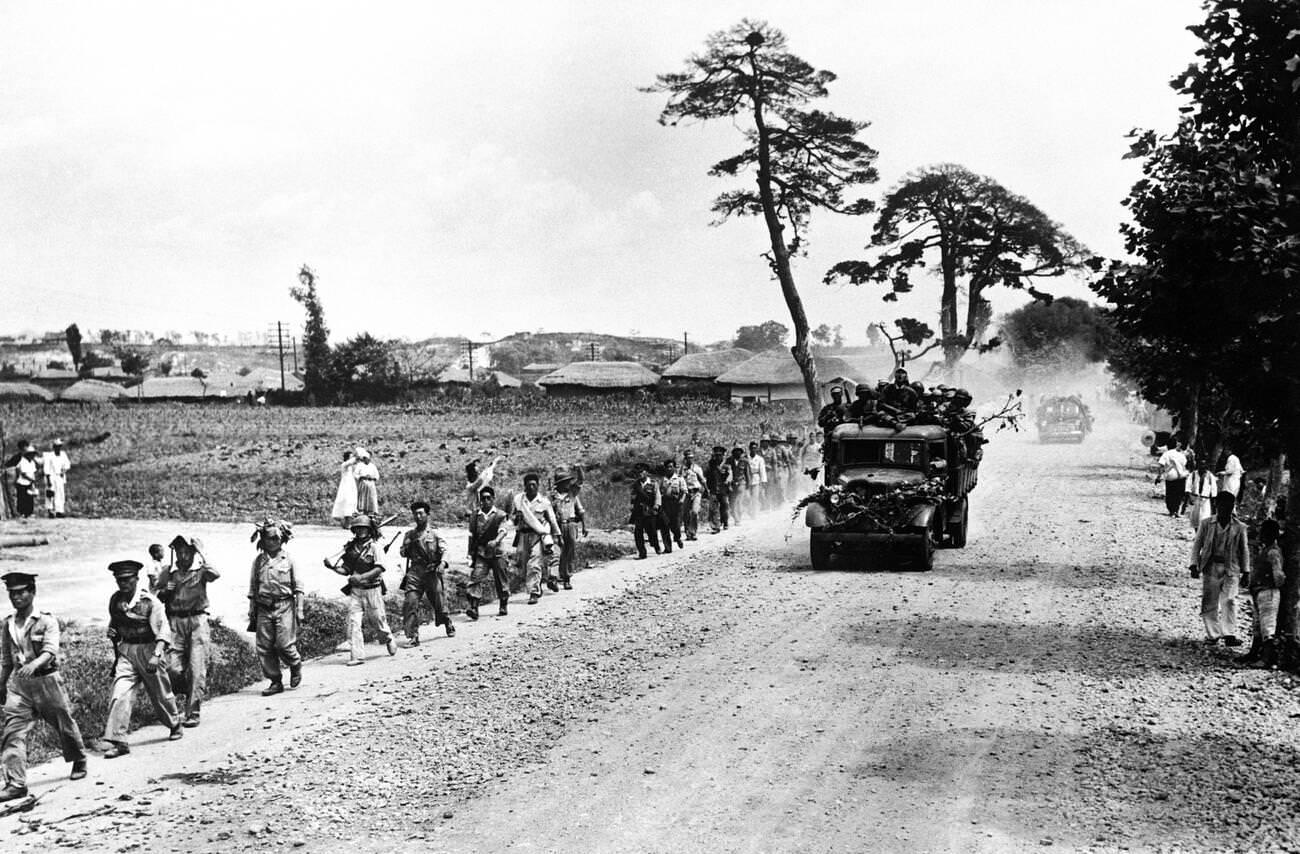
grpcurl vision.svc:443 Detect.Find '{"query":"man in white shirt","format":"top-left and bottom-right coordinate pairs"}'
top-left (745, 441), bottom-right (767, 518)
top-left (1217, 446), bottom-right (1244, 500)
top-left (512, 473), bottom-right (561, 605)
top-left (41, 439), bottom-right (71, 517)
top-left (1157, 439), bottom-right (1189, 518)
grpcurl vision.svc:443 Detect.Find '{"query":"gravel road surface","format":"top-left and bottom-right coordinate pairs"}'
top-left (3, 412), bottom-right (1300, 853)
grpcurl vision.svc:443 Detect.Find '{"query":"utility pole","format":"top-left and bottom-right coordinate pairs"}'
top-left (276, 321), bottom-right (286, 392)
top-left (463, 340), bottom-right (486, 382)
top-left (588, 342), bottom-right (598, 361)
top-left (291, 336), bottom-right (299, 373)
top-left (683, 332), bottom-right (688, 354)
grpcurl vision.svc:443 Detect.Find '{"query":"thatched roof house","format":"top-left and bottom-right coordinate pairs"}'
top-left (437, 367), bottom-right (522, 388)
top-left (715, 351), bottom-right (863, 406)
top-left (135, 376), bottom-right (215, 400)
top-left (29, 368), bottom-right (79, 390)
top-left (60, 379), bottom-right (129, 402)
top-left (520, 362), bottom-right (563, 385)
top-left (0, 382), bottom-right (54, 402)
top-left (661, 348), bottom-right (754, 383)
top-left (537, 361), bottom-right (660, 396)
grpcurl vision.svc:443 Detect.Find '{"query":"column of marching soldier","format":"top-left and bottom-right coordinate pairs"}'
top-left (0, 446), bottom-right (820, 803)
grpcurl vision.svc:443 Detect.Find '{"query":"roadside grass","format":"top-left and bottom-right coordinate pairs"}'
top-left (0, 400), bottom-right (809, 528)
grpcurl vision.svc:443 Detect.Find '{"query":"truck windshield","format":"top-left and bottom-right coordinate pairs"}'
top-left (840, 440), bottom-right (923, 467)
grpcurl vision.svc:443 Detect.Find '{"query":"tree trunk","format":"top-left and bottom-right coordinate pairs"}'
top-left (1265, 451), bottom-right (1286, 520)
top-left (939, 238), bottom-right (961, 371)
top-left (749, 52), bottom-right (819, 420)
top-left (1179, 383), bottom-right (1200, 454)
top-left (1280, 448), bottom-right (1300, 639)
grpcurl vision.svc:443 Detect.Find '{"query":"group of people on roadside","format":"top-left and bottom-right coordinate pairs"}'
top-left (1157, 438), bottom-right (1292, 669)
top-left (329, 446), bottom-right (380, 524)
top-left (627, 437), bottom-right (817, 559)
top-left (1, 439), bottom-right (72, 518)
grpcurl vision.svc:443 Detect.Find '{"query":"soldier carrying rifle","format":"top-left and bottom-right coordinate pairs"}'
top-left (398, 500), bottom-right (454, 645)
top-left (325, 514), bottom-right (398, 664)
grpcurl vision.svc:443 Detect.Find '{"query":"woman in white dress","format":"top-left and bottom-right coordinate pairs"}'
top-left (331, 449), bottom-right (358, 526)
top-left (353, 448), bottom-right (380, 516)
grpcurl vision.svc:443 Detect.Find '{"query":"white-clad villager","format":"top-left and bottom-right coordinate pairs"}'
top-left (331, 449), bottom-right (358, 527)
top-left (353, 448), bottom-right (380, 515)
top-left (41, 439), bottom-right (71, 517)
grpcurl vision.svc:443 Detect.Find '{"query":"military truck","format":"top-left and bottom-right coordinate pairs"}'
top-left (1035, 395), bottom-right (1093, 443)
top-left (804, 422), bottom-right (980, 571)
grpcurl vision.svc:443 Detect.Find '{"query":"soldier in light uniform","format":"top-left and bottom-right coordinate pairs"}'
top-left (325, 514), bottom-right (397, 664)
top-left (155, 535), bottom-right (219, 727)
top-left (248, 519), bottom-right (304, 696)
top-left (512, 473), bottom-right (561, 604)
top-left (0, 572), bottom-right (87, 801)
top-left (102, 559), bottom-right (183, 758)
top-left (399, 500), bottom-right (453, 645)
top-left (679, 450), bottom-right (706, 540)
top-left (466, 486), bottom-right (511, 617)
top-left (550, 468), bottom-right (586, 590)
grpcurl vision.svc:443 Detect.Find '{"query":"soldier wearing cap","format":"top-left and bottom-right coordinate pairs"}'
top-left (848, 383), bottom-right (879, 421)
top-left (326, 513), bottom-right (397, 664)
top-left (817, 386), bottom-right (848, 434)
top-left (704, 446), bottom-right (732, 533)
top-left (398, 500), bottom-right (453, 646)
top-left (102, 560), bottom-right (182, 758)
top-left (1, 572), bottom-right (87, 800)
top-left (466, 486), bottom-right (511, 618)
top-left (248, 519), bottom-right (304, 695)
top-left (156, 535), bottom-right (220, 727)
top-left (550, 467), bottom-right (587, 590)
top-left (513, 472), bottom-right (561, 603)
top-left (679, 450), bottom-right (707, 541)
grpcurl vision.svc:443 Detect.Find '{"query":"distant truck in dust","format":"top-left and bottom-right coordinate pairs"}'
top-left (1036, 395), bottom-right (1093, 443)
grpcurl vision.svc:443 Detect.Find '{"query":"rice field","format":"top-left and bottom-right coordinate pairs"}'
top-left (0, 398), bottom-right (811, 528)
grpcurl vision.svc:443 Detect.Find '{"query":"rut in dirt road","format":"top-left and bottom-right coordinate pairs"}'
top-left (8, 418), bottom-right (1300, 853)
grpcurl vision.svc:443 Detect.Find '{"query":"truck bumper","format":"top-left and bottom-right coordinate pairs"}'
top-left (810, 530), bottom-right (924, 550)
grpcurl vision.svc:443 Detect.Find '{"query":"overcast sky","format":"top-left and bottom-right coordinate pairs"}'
top-left (0, 0), bottom-right (1204, 345)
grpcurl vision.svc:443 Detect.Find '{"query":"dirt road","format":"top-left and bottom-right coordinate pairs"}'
top-left (5, 414), bottom-right (1300, 852)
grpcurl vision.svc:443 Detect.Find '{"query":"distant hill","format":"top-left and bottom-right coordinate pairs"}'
top-left (486, 331), bottom-right (698, 375)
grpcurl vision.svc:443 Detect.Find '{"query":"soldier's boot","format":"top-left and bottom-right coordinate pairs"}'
top-left (0, 786), bottom-right (28, 802)
top-left (498, 599), bottom-right (508, 617)
top-left (289, 665), bottom-right (302, 689)
top-left (465, 595), bottom-right (480, 621)
top-left (445, 620), bottom-right (456, 637)
top-left (261, 681), bottom-right (285, 696)
top-left (1238, 636), bottom-right (1262, 664)
top-left (70, 759), bottom-right (88, 780)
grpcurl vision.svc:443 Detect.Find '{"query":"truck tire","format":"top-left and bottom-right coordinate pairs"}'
top-left (810, 534), bottom-right (832, 572)
top-left (915, 529), bottom-right (934, 571)
top-left (948, 497), bottom-right (969, 548)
